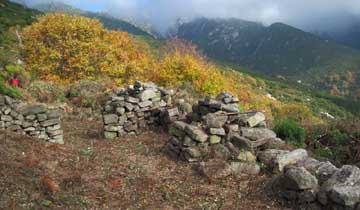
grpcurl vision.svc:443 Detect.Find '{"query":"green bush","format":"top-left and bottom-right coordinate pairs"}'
top-left (328, 129), bottom-right (349, 146)
top-left (273, 118), bottom-right (306, 147)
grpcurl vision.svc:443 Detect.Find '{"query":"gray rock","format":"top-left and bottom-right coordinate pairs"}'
top-left (1, 115), bottom-right (12, 122)
top-left (47, 109), bottom-right (62, 119)
top-left (139, 101), bottom-right (153, 108)
top-left (46, 124), bottom-right (61, 132)
top-left (209, 128), bottom-right (226, 136)
top-left (283, 167), bottom-right (318, 190)
top-left (138, 89), bottom-right (159, 101)
top-left (104, 125), bottom-right (122, 132)
top-left (204, 112), bottom-right (228, 128)
top-left (225, 124), bottom-right (239, 133)
top-left (0, 121), bottom-right (4, 129)
top-left (124, 103), bottom-right (134, 111)
top-left (237, 150), bottom-right (257, 162)
top-left (166, 107), bottom-right (180, 117)
top-left (183, 136), bottom-right (196, 147)
top-left (241, 127), bottom-right (276, 141)
top-left (3, 107), bottom-right (11, 115)
top-left (51, 135), bottom-right (64, 144)
top-left (25, 114), bottom-right (36, 121)
top-left (258, 149), bottom-right (289, 166)
top-left (329, 185), bottom-right (360, 208)
top-left (116, 107), bottom-right (125, 115)
top-left (315, 161), bottom-right (339, 184)
top-left (126, 96), bottom-right (140, 104)
top-left (20, 104), bottom-right (47, 115)
top-left (104, 131), bottom-right (117, 139)
top-left (221, 104), bottom-right (239, 113)
top-left (318, 165), bottom-right (360, 205)
top-left (185, 125), bottom-right (208, 143)
top-left (230, 162), bottom-right (260, 175)
top-left (275, 149), bottom-right (308, 172)
top-left (103, 114), bottom-right (119, 125)
top-left (41, 119), bottom-right (60, 127)
top-left (37, 114), bottom-right (47, 122)
top-left (237, 112), bottom-right (266, 127)
top-left (47, 129), bottom-right (63, 137)
top-left (209, 135), bottom-right (222, 144)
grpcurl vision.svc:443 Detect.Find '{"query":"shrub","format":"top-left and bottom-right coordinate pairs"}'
top-left (22, 14), bottom-right (151, 85)
top-left (26, 81), bottom-right (66, 103)
top-left (273, 118), bottom-right (306, 147)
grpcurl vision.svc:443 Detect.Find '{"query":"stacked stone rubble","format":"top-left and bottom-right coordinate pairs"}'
top-left (167, 91), bottom-right (360, 209)
top-left (0, 95), bottom-right (63, 144)
top-left (102, 81), bottom-right (182, 139)
top-left (167, 92), bottom-right (278, 170)
top-left (259, 148), bottom-right (360, 209)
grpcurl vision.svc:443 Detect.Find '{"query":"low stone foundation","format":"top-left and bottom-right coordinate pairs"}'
top-left (0, 95), bottom-right (63, 144)
top-left (102, 81), bottom-right (182, 138)
top-left (166, 92), bottom-right (360, 210)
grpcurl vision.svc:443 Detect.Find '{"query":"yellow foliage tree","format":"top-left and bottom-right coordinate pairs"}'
top-left (22, 13), bottom-right (151, 84)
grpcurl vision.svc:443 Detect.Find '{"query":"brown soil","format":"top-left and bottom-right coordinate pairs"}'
top-left (0, 117), bottom-right (291, 210)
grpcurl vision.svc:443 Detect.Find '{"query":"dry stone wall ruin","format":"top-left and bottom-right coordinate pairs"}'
top-left (102, 81), bottom-right (182, 138)
top-left (165, 92), bottom-right (360, 210)
top-left (0, 95), bottom-right (63, 144)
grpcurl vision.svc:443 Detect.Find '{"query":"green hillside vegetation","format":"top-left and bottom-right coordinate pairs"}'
top-left (33, 2), bottom-right (155, 38)
top-left (176, 18), bottom-right (360, 100)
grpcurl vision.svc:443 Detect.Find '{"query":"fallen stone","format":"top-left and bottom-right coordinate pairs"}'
top-left (126, 96), bottom-right (140, 104)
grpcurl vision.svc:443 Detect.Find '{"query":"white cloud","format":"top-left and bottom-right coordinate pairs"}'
top-left (17, 0), bottom-right (360, 33)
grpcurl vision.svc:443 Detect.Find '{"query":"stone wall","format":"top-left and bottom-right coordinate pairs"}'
top-left (0, 95), bottom-right (63, 144)
top-left (102, 81), bottom-right (182, 139)
top-left (166, 92), bottom-right (360, 210)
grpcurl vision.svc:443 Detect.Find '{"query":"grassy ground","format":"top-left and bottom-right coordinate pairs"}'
top-left (0, 116), bottom-right (290, 210)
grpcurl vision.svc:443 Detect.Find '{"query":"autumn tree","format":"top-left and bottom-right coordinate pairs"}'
top-left (21, 13), bottom-right (151, 84)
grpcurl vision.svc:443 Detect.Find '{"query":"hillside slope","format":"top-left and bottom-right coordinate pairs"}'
top-left (175, 18), bottom-right (360, 99)
top-left (33, 2), bottom-right (155, 38)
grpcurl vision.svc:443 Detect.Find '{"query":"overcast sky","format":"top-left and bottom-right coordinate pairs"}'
top-left (19, 0), bottom-right (360, 33)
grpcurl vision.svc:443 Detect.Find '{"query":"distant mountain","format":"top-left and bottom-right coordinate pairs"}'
top-left (175, 17), bottom-right (360, 100)
top-left (33, 2), bottom-right (156, 38)
top-left (314, 24), bottom-right (360, 50)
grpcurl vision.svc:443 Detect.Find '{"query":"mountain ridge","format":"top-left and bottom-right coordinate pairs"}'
top-left (175, 17), bottom-right (360, 100)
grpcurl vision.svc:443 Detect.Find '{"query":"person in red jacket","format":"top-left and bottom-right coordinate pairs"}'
top-left (11, 75), bottom-right (19, 87)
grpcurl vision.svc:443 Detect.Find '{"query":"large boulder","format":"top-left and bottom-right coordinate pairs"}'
top-left (318, 165), bottom-right (360, 206)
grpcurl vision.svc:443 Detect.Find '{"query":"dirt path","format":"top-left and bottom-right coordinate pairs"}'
top-left (0, 118), bottom-right (290, 210)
